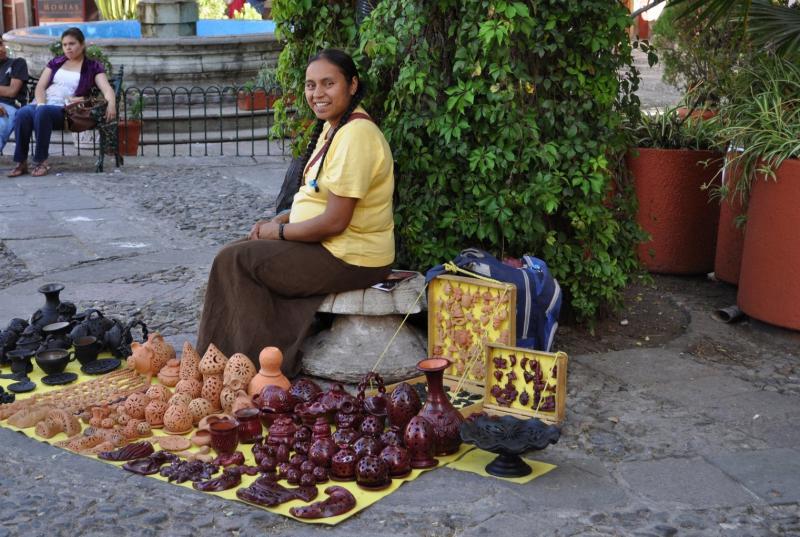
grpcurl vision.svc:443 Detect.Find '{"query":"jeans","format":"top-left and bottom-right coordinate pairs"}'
top-left (0, 102), bottom-right (18, 153)
top-left (13, 104), bottom-right (65, 163)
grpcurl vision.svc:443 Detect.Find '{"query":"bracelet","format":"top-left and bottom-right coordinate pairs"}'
top-left (278, 223), bottom-right (286, 240)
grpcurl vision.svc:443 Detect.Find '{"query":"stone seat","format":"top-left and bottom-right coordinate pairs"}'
top-left (301, 273), bottom-right (428, 384)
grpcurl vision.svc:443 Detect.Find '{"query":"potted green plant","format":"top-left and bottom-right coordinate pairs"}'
top-left (118, 96), bottom-right (144, 156)
top-left (626, 107), bottom-right (724, 274)
top-left (256, 64), bottom-right (280, 109)
top-left (717, 55), bottom-right (800, 329)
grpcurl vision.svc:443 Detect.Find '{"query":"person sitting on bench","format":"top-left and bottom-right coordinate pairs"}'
top-left (0, 38), bottom-right (28, 154)
top-left (7, 27), bottom-right (116, 178)
top-left (197, 49), bottom-right (395, 377)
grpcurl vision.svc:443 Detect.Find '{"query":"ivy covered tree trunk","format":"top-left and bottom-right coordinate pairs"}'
top-left (272, 0), bottom-right (646, 321)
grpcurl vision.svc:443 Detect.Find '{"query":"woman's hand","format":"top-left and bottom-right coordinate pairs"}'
top-left (248, 220), bottom-right (280, 240)
top-left (105, 103), bottom-right (117, 122)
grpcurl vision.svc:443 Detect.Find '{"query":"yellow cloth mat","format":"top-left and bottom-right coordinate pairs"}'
top-left (0, 362), bottom-right (475, 525)
top-left (0, 352), bottom-right (119, 395)
top-left (446, 448), bottom-right (556, 484)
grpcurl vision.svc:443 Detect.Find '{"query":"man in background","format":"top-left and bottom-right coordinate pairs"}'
top-left (0, 39), bottom-right (29, 154)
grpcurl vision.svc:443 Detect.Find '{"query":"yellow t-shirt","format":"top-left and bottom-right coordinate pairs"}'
top-left (290, 107), bottom-right (395, 267)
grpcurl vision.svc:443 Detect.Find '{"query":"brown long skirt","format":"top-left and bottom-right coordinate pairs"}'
top-left (197, 238), bottom-right (390, 378)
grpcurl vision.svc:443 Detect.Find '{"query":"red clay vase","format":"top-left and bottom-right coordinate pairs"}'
top-left (330, 446), bottom-right (357, 481)
top-left (416, 358), bottom-right (464, 455)
top-left (355, 455), bottom-right (390, 490)
top-left (380, 444), bottom-right (411, 478)
top-left (738, 158), bottom-right (800, 330)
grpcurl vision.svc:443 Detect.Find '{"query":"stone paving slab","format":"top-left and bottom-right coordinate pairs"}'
top-left (619, 457), bottom-right (757, 508)
top-left (576, 347), bottom-right (723, 386)
top-left (0, 210), bottom-right (71, 240)
top-left (31, 191), bottom-right (108, 211)
top-left (708, 448), bottom-right (800, 505)
top-left (4, 236), bottom-right (95, 273)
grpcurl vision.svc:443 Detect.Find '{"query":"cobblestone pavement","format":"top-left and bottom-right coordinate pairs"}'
top-left (0, 77), bottom-right (798, 536)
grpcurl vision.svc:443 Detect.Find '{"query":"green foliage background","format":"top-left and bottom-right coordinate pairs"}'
top-left (272, 0), bottom-right (646, 320)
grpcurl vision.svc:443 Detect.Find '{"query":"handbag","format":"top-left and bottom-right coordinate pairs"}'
top-left (64, 97), bottom-right (107, 132)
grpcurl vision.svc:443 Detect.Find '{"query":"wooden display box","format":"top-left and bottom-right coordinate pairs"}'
top-left (482, 343), bottom-right (567, 424)
top-left (428, 274), bottom-right (516, 388)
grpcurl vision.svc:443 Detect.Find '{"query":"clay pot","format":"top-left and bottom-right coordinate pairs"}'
top-left (199, 343), bottom-right (228, 376)
top-left (201, 373), bottom-right (224, 410)
top-left (255, 385), bottom-right (296, 414)
top-left (234, 407), bottom-right (262, 444)
top-left (357, 372), bottom-right (389, 421)
top-left (312, 417), bottom-right (331, 440)
top-left (157, 359), bottom-right (180, 387)
top-left (295, 400), bottom-right (329, 427)
top-left (31, 283), bottom-right (64, 330)
top-left (308, 437), bottom-right (337, 467)
top-left (387, 382), bottom-right (422, 431)
top-left (330, 446), bottom-right (357, 481)
top-left (318, 384), bottom-right (355, 416)
top-left (188, 398), bottom-right (214, 424)
top-left (144, 399), bottom-right (168, 427)
top-left (224, 352), bottom-right (257, 387)
top-left (209, 418), bottom-right (240, 455)
top-left (147, 333), bottom-right (175, 373)
top-left (355, 455), bottom-right (390, 489)
top-left (179, 341), bottom-right (203, 381)
top-left (380, 426), bottom-right (403, 447)
top-left (332, 426), bottom-right (360, 447)
top-left (146, 384), bottom-right (172, 403)
top-left (628, 148), bottom-right (722, 274)
top-left (163, 402), bottom-right (193, 434)
top-left (380, 444), bottom-right (411, 477)
top-left (35, 348), bottom-right (74, 375)
top-left (289, 378), bottom-right (323, 404)
top-left (417, 358), bottom-right (465, 455)
top-left (738, 158), bottom-right (800, 330)
top-left (125, 392), bottom-right (149, 420)
top-left (231, 390), bottom-right (255, 414)
top-left (353, 436), bottom-right (383, 459)
top-left (404, 416), bottom-right (438, 469)
top-left (359, 414), bottom-right (384, 437)
top-left (248, 346), bottom-right (290, 395)
top-left (267, 416), bottom-right (297, 446)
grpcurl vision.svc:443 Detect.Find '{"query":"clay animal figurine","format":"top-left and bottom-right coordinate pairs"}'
top-left (127, 342), bottom-right (160, 382)
top-left (248, 347), bottom-right (290, 395)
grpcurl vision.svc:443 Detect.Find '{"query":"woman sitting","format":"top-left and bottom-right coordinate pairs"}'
top-left (7, 27), bottom-right (116, 178)
top-left (197, 49), bottom-right (395, 376)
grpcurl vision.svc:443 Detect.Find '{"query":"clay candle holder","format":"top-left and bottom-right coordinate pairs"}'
top-left (209, 418), bottom-right (240, 455)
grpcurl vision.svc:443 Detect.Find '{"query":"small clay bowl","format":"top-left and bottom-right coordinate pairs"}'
top-left (35, 348), bottom-right (74, 375)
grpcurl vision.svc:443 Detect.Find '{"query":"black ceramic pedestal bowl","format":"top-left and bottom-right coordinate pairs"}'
top-left (459, 414), bottom-right (561, 478)
top-left (35, 349), bottom-right (74, 376)
top-left (6, 348), bottom-right (35, 376)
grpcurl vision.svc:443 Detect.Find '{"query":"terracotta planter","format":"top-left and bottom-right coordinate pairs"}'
top-left (237, 89), bottom-right (272, 111)
top-left (118, 120), bottom-right (141, 156)
top-left (713, 152), bottom-right (747, 285)
top-left (628, 148), bottom-right (723, 274)
top-left (677, 108), bottom-right (718, 121)
top-left (737, 158), bottom-right (800, 330)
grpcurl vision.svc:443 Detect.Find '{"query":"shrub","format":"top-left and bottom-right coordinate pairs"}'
top-left (272, 0), bottom-right (646, 320)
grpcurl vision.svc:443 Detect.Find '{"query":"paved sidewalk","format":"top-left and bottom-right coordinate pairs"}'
top-left (0, 153), bottom-right (798, 536)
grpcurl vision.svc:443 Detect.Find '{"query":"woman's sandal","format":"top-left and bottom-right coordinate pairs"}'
top-left (31, 163), bottom-right (51, 177)
top-left (6, 162), bottom-right (28, 177)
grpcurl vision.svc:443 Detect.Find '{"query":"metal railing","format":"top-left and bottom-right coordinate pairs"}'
top-left (9, 85), bottom-right (294, 159)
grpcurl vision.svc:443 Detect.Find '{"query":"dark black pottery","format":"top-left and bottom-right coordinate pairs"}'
top-left (42, 322), bottom-right (73, 349)
top-left (459, 414), bottom-right (561, 478)
top-left (56, 301), bottom-right (77, 323)
top-left (42, 372), bottom-right (78, 386)
top-left (7, 348), bottom-right (35, 376)
top-left (31, 283), bottom-right (65, 329)
top-left (68, 309), bottom-right (106, 345)
top-left (35, 348), bottom-right (75, 375)
top-left (74, 335), bottom-right (102, 365)
top-left (81, 357), bottom-right (121, 375)
top-left (8, 379), bottom-right (36, 393)
top-left (14, 333), bottom-right (42, 353)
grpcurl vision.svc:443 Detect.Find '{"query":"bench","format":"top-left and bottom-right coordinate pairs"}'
top-left (300, 273), bottom-right (429, 384)
top-left (19, 66), bottom-right (124, 172)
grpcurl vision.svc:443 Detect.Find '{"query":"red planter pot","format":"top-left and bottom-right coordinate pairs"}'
top-left (237, 90), bottom-right (277, 111)
top-left (628, 148), bottom-right (723, 274)
top-left (737, 158), bottom-right (800, 330)
top-left (118, 120), bottom-right (142, 156)
top-left (713, 153), bottom-right (746, 285)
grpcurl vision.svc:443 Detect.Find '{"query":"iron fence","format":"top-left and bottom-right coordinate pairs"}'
top-left (9, 85), bottom-right (294, 159)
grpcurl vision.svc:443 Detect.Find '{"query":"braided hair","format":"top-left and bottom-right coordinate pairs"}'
top-left (298, 49), bottom-right (367, 192)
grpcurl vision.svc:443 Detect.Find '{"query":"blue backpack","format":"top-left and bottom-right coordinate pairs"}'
top-left (425, 248), bottom-right (562, 352)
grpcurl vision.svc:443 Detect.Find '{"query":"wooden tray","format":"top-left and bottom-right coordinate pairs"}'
top-left (482, 343), bottom-right (567, 424)
top-left (428, 274), bottom-right (516, 386)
